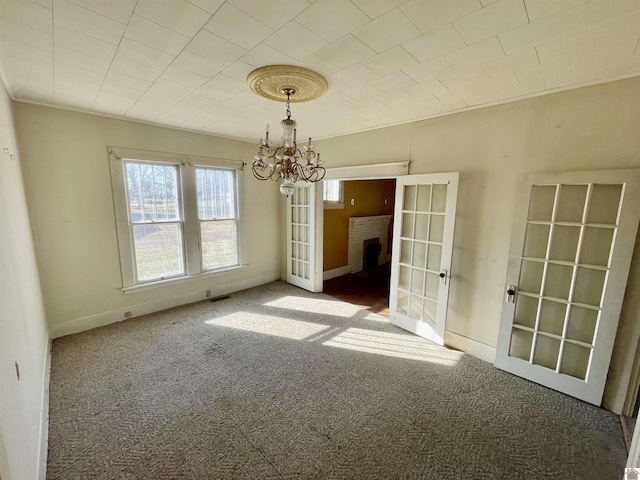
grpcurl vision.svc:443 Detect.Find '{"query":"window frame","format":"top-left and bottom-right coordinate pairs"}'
top-left (323, 179), bottom-right (344, 209)
top-left (109, 147), bottom-right (246, 294)
top-left (195, 165), bottom-right (240, 273)
top-left (124, 159), bottom-right (186, 284)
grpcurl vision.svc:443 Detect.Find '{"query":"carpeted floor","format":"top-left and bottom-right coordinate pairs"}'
top-left (47, 281), bottom-right (626, 479)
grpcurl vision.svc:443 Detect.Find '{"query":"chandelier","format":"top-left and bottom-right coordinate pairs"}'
top-left (247, 66), bottom-right (328, 196)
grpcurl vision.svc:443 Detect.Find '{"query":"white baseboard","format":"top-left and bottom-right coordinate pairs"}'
top-left (37, 338), bottom-right (51, 480)
top-left (323, 266), bottom-right (350, 281)
top-left (50, 272), bottom-right (280, 339)
top-left (444, 331), bottom-right (496, 364)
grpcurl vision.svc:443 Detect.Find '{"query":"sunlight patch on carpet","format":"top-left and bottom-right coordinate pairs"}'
top-left (205, 312), bottom-right (330, 340)
top-left (263, 295), bottom-right (362, 318)
top-left (323, 328), bottom-right (463, 365)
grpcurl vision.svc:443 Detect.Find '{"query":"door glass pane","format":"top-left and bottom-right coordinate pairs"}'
top-left (587, 184), bottom-right (622, 224)
top-left (560, 343), bottom-right (590, 380)
top-left (538, 299), bottom-right (566, 336)
top-left (303, 262), bottom-right (309, 280)
top-left (404, 185), bottom-right (416, 211)
top-left (423, 300), bottom-right (437, 327)
top-left (519, 260), bottom-right (544, 294)
top-left (200, 220), bottom-right (237, 270)
top-left (544, 263), bottom-right (573, 299)
top-left (400, 240), bottom-right (412, 264)
top-left (415, 214), bottom-right (429, 241)
top-left (431, 184), bottom-right (447, 212)
top-left (429, 214), bottom-right (444, 243)
top-left (398, 290), bottom-right (409, 315)
top-left (409, 295), bottom-right (422, 320)
top-left (528, 185), bottom-right (555, 221)
top-left (510, 329), bottom-right (533, 360)
top-left (425, 272), bottom-right (439, 300)
top-left (426, 244), bottom-right (442, 271)
top-left (402, 213), bottom-right (414, 237)
top-left (573, 267), bottom-right (606, 306)
top-left (416, 185), bottom-right (431, 212)
top-left (533, 335), bottom-right (560, 370)
top-left (133, 223), bottom-right (184, 282)
top-left (399, 265), bottom-right (410, 290)
top-left (580, 227), bottom-right (614, 266)
top-left (566, 306), bottom-right (598, 345)
top-left (514, 295), bottom-right (538, 329)
top-left (412, 242), bottom-right (426, 269)
top-left (523, 224), bottom-right (549, 259)
top-left (549, 225), bottom-right (579, 262)
top-left (556, 185), bottom-right (587, 223)
top-left (410, 268), bottom-right (424, 294)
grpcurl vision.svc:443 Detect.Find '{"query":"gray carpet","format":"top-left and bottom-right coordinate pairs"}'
top-left (47, 281), bottom-right (626, 479)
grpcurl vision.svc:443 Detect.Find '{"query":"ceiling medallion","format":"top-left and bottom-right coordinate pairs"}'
top-left (248, 66), bottom-right (327, 196)
top-left (247, 65), bottom-right (328, 103)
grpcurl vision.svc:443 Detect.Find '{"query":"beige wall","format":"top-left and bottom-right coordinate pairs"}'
top-left (0, 82), bottom-right (49, 478)
top-left (13, 104), bottom-right (282, 337)
top-left (324, 179), bottom-right (395, 271)
top-left (317, 76), bottom-right (640, 410)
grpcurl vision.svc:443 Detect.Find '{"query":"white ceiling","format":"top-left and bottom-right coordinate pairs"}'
top-left (0, 0), bottom-right (639, 141)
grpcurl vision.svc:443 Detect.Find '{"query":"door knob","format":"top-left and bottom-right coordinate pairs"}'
top-left (506, 285), bottom-right (516, 303)
top-left (439, 270), bottom-right (447, 286)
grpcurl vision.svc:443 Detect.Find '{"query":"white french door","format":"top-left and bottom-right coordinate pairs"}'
top-left (495, 169), bottom-right (640, 405)
top-left (389, 173), bottom-right (459, 345)
top-left (286, 183), bottom-right (320, 292)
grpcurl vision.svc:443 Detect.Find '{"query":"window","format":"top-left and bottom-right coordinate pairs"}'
top-left (196, 167), bottom-right (238, 271)
top-left (323, 179), bottom-right (344, 209)
top-left (110, 147), bottom-right (244, 292)
top-left (125, 161), bottom-right (185, 282)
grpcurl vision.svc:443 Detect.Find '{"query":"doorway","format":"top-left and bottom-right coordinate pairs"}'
top-left (322, 179), bottom-right (396, 317)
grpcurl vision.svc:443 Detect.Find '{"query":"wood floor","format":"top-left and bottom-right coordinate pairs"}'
top-left (323, 268), bottom-right (390, 318)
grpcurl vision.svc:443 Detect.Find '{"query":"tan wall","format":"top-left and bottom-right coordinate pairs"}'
top-left (317, 76), bottom-right (640, 411)
top-left (0, 82), bottom-right (49, 478)
top-left (323, 179), bottom-right (395, 271)
top-left (13, 103), bottom-right (282, 337)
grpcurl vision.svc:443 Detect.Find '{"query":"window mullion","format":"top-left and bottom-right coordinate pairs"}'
top-left (181, 163), bottom-right (202, 276)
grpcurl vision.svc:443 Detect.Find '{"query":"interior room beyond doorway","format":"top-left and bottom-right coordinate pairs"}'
top-left (323, 178), bottom-right (396, 317)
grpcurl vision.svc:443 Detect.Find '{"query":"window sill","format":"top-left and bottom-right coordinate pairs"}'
top-left (324, 202), bottom-right (345, 210)
top-left (122, 264), bottom-right (249, 294)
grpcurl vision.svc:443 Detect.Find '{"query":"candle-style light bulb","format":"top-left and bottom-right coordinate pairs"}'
top-left (265, 123), bottom-right (270, 144)
top-left (293, 128), bottom-right (297, 144)
top-left (308, 137), bottom-right (312, 150)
